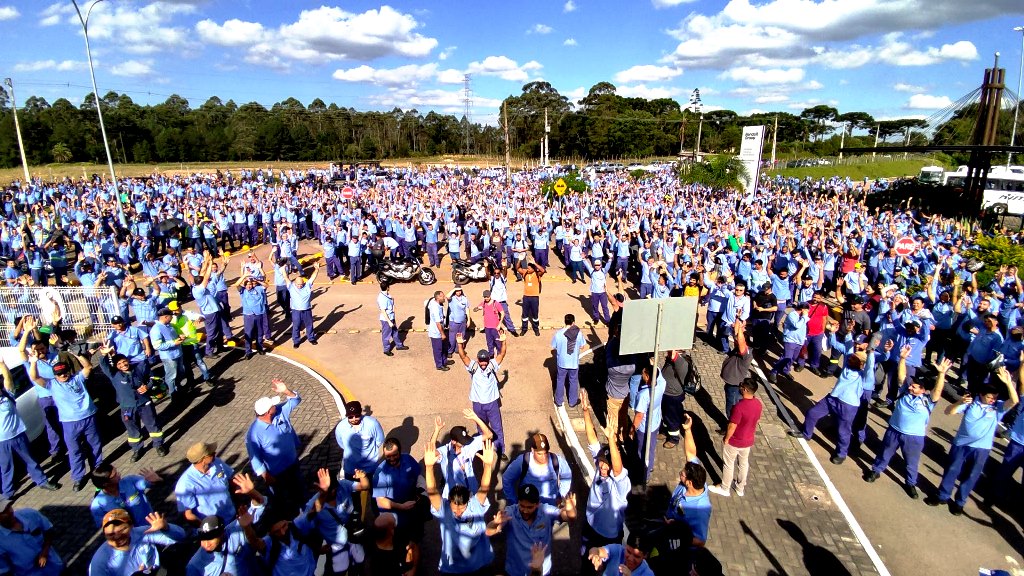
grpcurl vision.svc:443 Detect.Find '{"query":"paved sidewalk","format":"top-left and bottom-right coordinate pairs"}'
top-left (7, 352), bottom-right (342, 575)
top-left (565, 338), bottom-right (881, 576)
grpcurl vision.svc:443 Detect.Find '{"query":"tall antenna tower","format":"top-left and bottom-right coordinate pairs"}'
top-left (463, 74), bottom-right (472, 155)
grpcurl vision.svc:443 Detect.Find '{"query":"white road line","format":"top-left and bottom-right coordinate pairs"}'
top-left (267, 352), bottom-right (346, 418)
top-left (579, 342), bottom-right (605, 360)
top-left (751, 363), bottom-right (891, 576)
top-left (556, 404), bottom-right (596, 486)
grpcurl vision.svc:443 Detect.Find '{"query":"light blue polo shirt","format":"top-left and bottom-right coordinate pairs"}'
top-left (437, 435), bottom-right (484, 499)
top-left (186, 521), bottom-right (261, 576)
top-left (0, 508), bottom-right (64, 576)
top-left (585, 443), bottom-right (630, 539)
top-left (239, 285), bottom-right (267, 316)
top-left (150, 322), bottom-right (182, 360)
top-left (953, 399), bottom-right (1008, 450)
top-left (334, 415), bottom-right (384, 476)
top-left (467, 361), bottom-right (500, 404)
top-left (448, 295), bottom-right (469, 324)
top-left (598, 544), bottom-right (655, 576)
top-left (174, 458), bottom-right (236, 521)
top-left (504, 502), bottom-right (560, 576)
top-left (245, 395), bottom-right (302, 476)
top-left (428, 299), bottom-right (444, 338)
top-left (0, 389), bottom-right (26, 441)
top-left (88, 524), bottom-right (186, 576)
top-left (109, 327), bottom-right (148, 363)
top-left (373, 453), bottom-right (420, 505)
top-left (889, 390), bottom-right (937, 437)
top-left (46, 373), bottom-right (95, 423)
top-left (301, 484), bottom-right (358, 546)
top-left (289, 281), bottom-right (313, 311)
top-left (667, 479), bottom-right (712, 544)
top-left (90, 475), bottom-right (153, 528)
top-left (192, 285), bottom-right (220, 315)
top-left (551, 328), bottom-right (585, 370)
top-left (432, 496), bottom-right (494, 573)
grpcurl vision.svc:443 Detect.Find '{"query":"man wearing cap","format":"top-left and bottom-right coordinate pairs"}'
top-left (454, 333), bottom-right (508, 458)
top-left (28, 349), bottom-right (102, 492)
top-left (98, 344), bottom-right (167, 460)
top-left (191, 256), bottom-right (229, 356)
top-left (106, 315), bottom-right (153, 381)
top-left (288, 261), bottom-right (321, 348)
top-left (428, 410), bottom-right (494, 498)
top-left (473, 289), bottom-right (506, 358)
top-left (423, 436), bottom-right (499, 575)
top-left (552, 314), bottom-right (588, 408)
top-left (0, 359), bottom-right (60, 499)
top-left (587, 530), bottom-right (655, 576)
top-left (335, 400), bottom-right (385, 478)
top-left (427, 290), bottom-right (449, 371)
top-left (499, 482), bottom-right (577, 576)
top-left (502, 433), bottom-right (573, 507)
top-left (89, 508), bottom-right (185, 576)
top-left (0, 497), bottom-right (64, 575)
top-left (837, 262), bottom-right (868, 302)
top-left (149, 307), bottom-right (189, 397)
top-left (877, 316), bottom-right (931, 407)
top-left (17, 318), bottom-right (65, 461)
top-left (187, 512), bottom-right (263, 576)
top-left (788, 321), bottom-right (876, 465)
top-left (377, 281), bottom-right (408, 356)
top-left (175, 442), bottom-right (240, 525)
top-left (446, 284), bottom-right (470, 357)
top-left (247, 378), bottom-right (304, 516)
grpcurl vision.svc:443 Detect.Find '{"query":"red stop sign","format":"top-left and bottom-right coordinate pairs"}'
top-left (341, 186), bottom-right (354, 199)
top-left (894, 236), bottom-right (916, 256)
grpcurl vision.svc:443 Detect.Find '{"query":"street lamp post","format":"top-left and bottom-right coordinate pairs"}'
top-left (3, 78), bottom-right (32, 187)
top-left (689, 88), bottom-right (703, 159)
top-left (1009, 25), bottom-right (1024, 167)
top-left (70, 0), bottom-right (125, 226)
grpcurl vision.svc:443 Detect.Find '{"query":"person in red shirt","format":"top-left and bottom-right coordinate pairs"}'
top-left (473, 290), bottom-right (505, 358)
top-left (805, 291), bottom-right (832, 376)
top-left (708, 378), bottom-right (763, 498)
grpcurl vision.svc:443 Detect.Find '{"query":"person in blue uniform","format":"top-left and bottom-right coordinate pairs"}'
top-left (665, 415), bottom-right (713, 549)
top-left (335, 400), bottom-right (385, 478)
top-left (0, 361), bottom-right (60, 498)
top-left (288, 262), bottom-right (320, 348)
top-left (247, 379), bottom-right (304, 517)
top-left (377, 282), bottom-right (408, 356)
top-left (0, 498), bottom-right (65, 576)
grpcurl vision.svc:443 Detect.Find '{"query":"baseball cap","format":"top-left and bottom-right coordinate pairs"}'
top-left (186, 442), bottom-right (217, 463)
top-left (167, 301), bottom-right (180, 312)
top-left (517, 483), bottom-right (540, 503)
top-left (198, 515), bottom-right (225, 540)
top-left (595, 445), bottom-right (612, 466)
top-left (449, 426), bottom-right (473, 446)
top-left (530, 433), bottom-right (550, 452)
top-left (102, 508), bottom-right (131, 528)
top-left (157, 307), bottom-right (173, 317)
top-left (453, 284), bottom-right (463, 290)
top-left (345, 400), bottom-right (363, 418)
top-left (132, 288), bottom-right (146, 298)
top-left (905, 317), bottom-right (922, 327)
top-left (476, 349), bottom-right (491, 361)
top-left (254, 396), bottom-right (281, 416)
top-left (482, 290), bottom-right (491, 298)
top-left (52, 362), bottom-right (71, 376)
top-left (110, 315), bottom-right (125, 325)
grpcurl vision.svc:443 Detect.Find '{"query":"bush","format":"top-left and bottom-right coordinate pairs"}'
top-left (964, 234), bottom-right (1024, 288)
top-left (540, 171), bottom-right (589, 201)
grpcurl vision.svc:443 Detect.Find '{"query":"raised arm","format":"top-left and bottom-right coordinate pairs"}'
top-left (475, 438), bottom-right (497, 505)
top-left (932, 358), bottom-right (952, 403)
top-left (422, 442), bottom-right (443, 512)
top-left (580, 390), bottom-right (599, 447)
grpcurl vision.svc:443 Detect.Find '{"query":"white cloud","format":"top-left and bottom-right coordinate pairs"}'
top-left (198, 6), bottom-right (438, 70)
top-left (83, 2), bottom-right (198, 55)
top-left (196, 18), bottom-right (265, 47)
top-left (369, 88), bottom-right (503, 110)
top-left (39, 3), bottom-right (72, 26)
top-left (617, 84), bottom-right (682, 99)
top-left (528, 23), bottom-right (553, 34)
top-left (109, 59), bottom-right (155, 77)
top-left (565, 86), bottom-right (587, 102)
top-left (467, 56), bottom-right (542, 82)
top-left (0, 6), bottom-right (19, 20)
top-left (564, 0), bottom-right (577, 12)
top-left (614, 64), bottom-right (682, 84)
top-left (333, 63), bottom-right (441, 87)
top-left (906, 94), bottom-right (952, 109)
top-left (721, 66), bottom-right (804, 86)
top-left (894, 82), bottom-right (926, 92)
top-left (438, 46), bottom-right (457, 61)
top-left (652, 0), bottom-right (698, 7)
top-left (437, 68), bottom-right (466, 84)
top-left (754, 94), bottom-right (789, 103)
top-left (563, 38), bottom-right (578, 46)
top-left (13, 59), bottom-right (87, 72)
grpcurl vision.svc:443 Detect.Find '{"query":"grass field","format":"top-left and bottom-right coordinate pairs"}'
top-left (1, 155), bottom-right (945, 184)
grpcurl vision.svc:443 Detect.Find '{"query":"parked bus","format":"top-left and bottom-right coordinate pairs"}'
top-left (944, 165), bottom-right (1024, 215)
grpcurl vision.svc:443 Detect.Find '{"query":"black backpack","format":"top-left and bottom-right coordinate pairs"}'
top-left (516, 451), bottom-right (561, 494)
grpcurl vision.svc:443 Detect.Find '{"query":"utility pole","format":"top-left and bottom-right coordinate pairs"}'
top-left (4, 78), bottom-right (31, 187)
top-left (503, 101), bottom-right (511, 185)
top-left (838, 122), bottom-right (846, 162)
top-left (1009, 25), bottom-right (1024, 167)
top-left (770, 114), bottom-right (778, 168)
top-left (462, 74), bottom-right (472, 155)
top-left (872, 123), bottom-right (880, 159)
top-left (543, 107), bottom-right (550, 167)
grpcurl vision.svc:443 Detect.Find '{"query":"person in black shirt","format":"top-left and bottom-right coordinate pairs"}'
top-left (660, 350), bottom-right (691, 448)
top-left (751, 284), bottom-right (778, 352)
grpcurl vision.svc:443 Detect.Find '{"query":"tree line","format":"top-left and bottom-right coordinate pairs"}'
top-left (0, 81), bottom-right (1014, 168)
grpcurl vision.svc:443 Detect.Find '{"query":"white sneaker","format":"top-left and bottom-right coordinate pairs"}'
top-left (734, 487), bottom-right (745, 497)
top-left (708, 484), bottom-right (730, 497)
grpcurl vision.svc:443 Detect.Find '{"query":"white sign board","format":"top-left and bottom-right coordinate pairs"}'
top-left (618, 297), bottom-right (698, 355)
top-left (738, 125), bottom-right (765, 200)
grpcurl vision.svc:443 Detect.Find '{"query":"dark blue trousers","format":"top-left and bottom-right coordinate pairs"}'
top-left (64, 416), bottom-right (103, 482)
top-left (291, 309), bottom-right (316, 345)
top-left (0, 432), bottom-right (48, 497)
top-left (871, 427), bottom-right (925, 486)
top-left (938, 443), bottom-right (990, 506)
top-left (801, 396), bottom-right (856, 458)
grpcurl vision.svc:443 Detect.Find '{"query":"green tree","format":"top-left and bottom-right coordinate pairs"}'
top-left (50, 142), bottom-right (72, 163)
top-left (680, 154), bottom-right (750, 192)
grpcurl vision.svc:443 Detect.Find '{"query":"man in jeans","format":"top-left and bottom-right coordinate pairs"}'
top-left (708, 378), bottom-right (763, 498)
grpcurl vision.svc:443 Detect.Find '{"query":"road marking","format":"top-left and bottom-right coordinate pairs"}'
top-left (555, 404), bottom-right (595, 486)
top-left (267, 352), bottom-right (347, 417)
top-left (750, 363), bottom-right (891, 576)
top-left (579, 343), bottom-right (605, 360)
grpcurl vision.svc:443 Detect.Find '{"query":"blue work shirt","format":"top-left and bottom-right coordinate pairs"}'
top-left (827, 334), bottom-right (876, 406)
top-left (504, 502), bottom-right (561, 576)
top-left (0, 387), bottom-right (26, 441)
top-left (0, 508), bottom-right (64, 576)
top-left (889, 389), bottom-right (937, 437)
top-left (88, 524), bottom-right (186, 576)
top-left (432, 496), bottom-right (494, 573)
top-left (667, 480), bottom-right (712, 544)
top-left (551, 327), bottom-right (586, 370)
top-left (373, 453), bottom-right (420, 506)
top-left (239, 285), bottom-right (267, 315)
top-left (246, 395), bottom-right (302, 476)
top-left (90, 475), bottom-right (153, 528)
top-left (186, 521), bottom-right (261, 576)
top-left (44, 373), bottom-right (95, 423)
top-left (289, 281), bottom-right (313, 311)
top-left (585, 444), bottom-right (631, 539)
top-left (597, 545), bottom-right (655, 576)
top-left (467, 360), bottom-right (501, 404)
top-left (108, 327), bottom-right (148, 363)
top-left (334, 415), bottom-right (384, 476)
top-left (437, 435), bottom-right (485, 499)
top-left (174, 458), bottom-right (236, 521)
top-left (150, 321), bottom-right (182, 360)
top-left (501, 451), bottom-right (572, 506)
top-left (427, 299), bottom-right (445, 338)
top-left (953, 399), bottom-right (1009, 450)
top-left (448, 295), bottom-right (469, 324)
top-left (192, 285), bottom-right (220, 315)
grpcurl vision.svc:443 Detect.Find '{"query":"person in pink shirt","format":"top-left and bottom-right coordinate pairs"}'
top-left (473, 290), bottom-right (505, 358)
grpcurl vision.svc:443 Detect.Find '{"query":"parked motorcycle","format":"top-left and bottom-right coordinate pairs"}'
top-left (376, 257), bottom-right (437, 285)
top-left (451, 257), bottom-right (495, 285)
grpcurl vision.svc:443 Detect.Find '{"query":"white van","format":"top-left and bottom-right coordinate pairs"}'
top-left (1, 347), bottom-right (44, 442)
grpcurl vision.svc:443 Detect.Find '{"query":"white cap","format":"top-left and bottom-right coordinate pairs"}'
top-left (253, 396), bottom-right (281, 416)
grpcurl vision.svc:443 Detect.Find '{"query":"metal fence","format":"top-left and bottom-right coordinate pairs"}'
top-left (0, 286), bottom-right (119, 344)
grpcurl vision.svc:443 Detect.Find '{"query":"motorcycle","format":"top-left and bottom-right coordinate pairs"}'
top-left (376, 257), bottom-right (437, 285)
top-left (451, 256), bottom-right (496, 284)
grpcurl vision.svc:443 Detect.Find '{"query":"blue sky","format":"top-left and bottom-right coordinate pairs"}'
top-left (1, 0), bottom-right (1023, 128)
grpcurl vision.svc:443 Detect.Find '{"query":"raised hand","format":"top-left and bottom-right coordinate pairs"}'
top-left (232, 473), bottom-right (255, 495)
top-left (145, 512), bottom-right (167, 532)
top-left (316, 468), bottom-right (331, 493)
top-left (270, 378), bottom-right (288, 395)
top-left (478, 438), bottom-right (496, 467)
top-left (433, 416), bottom-right (444, 432)
top-left (423, 443), bottom-right (438, 466)
top-left (899, 344), bottom-right (911, 359)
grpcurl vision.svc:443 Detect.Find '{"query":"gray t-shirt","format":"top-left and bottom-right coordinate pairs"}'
top-left (720, 348), bottom-right (753, 386)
